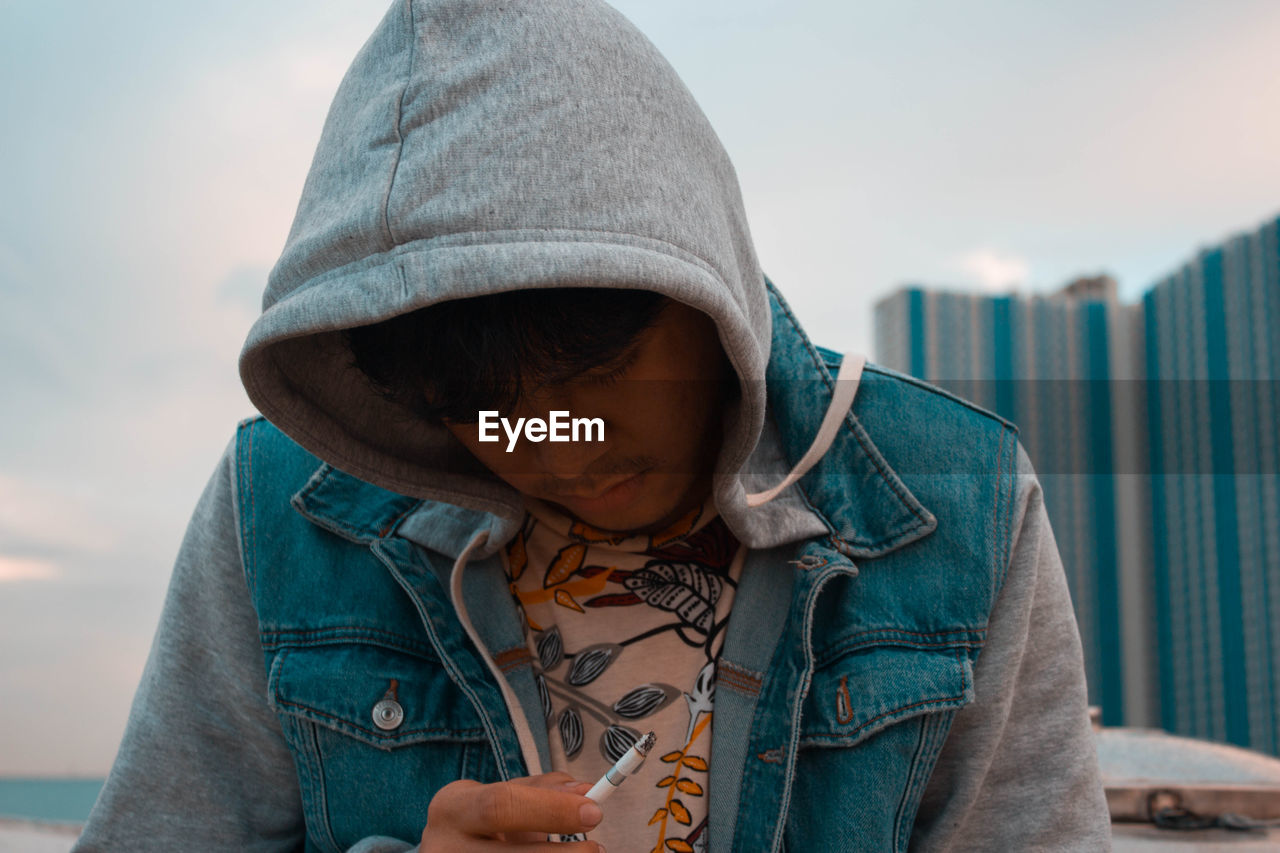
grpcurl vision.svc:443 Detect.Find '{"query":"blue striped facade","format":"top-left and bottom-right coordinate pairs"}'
top-left (1144, 216), bottom-right (1280, 754)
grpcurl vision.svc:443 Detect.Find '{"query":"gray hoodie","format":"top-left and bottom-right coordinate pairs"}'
top-left (74, 0), bottom-right (1111, 850)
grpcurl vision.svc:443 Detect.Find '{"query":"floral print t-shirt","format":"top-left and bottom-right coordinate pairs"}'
top-left (499, 493), bottom-right (745, 853)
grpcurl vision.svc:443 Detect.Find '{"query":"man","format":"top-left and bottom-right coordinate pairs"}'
top-left (75, 1), bottom-right (1111, 851)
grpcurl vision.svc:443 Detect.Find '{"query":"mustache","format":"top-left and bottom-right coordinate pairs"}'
top-left (536, 456), bottom-right (661, 495)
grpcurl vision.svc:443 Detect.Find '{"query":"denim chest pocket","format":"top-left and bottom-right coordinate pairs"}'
top-left (786, 645), bottom-right (975, 853)
top-left (267, 642), bottom-right (498, 853)
top-left (800, 644), bottom-right (974, 746)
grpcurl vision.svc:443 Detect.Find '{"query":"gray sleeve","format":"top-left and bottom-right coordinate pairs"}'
top-left (908, 444), bottom-right (1112, 852)
top-left (74, 435), bottom-right (427, 852)
top-left (73, 436), bottom-right (309, 852)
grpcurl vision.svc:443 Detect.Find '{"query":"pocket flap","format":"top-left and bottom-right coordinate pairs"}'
top-left (802, 645), bottom-right (974, 747)
top-left (268, 643), bottom-right (486, 748)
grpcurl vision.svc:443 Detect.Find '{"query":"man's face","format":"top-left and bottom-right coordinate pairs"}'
top-left (443, 299), bottom-right (733, 534)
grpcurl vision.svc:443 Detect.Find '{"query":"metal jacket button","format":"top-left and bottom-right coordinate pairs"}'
top-left (372, 698), bottom-right (405, 731)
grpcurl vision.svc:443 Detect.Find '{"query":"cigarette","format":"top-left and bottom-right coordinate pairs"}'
top-left (585, 730), bottom-right (655, 804)
top-left (552, 731), bottom-right (656, 842)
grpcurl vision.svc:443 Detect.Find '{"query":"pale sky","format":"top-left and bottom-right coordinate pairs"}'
top-left (2, 0), bottom-right (1279, 775)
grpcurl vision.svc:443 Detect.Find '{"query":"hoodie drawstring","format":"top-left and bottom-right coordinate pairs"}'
top-left (745, 353), bottom-right (866, 508)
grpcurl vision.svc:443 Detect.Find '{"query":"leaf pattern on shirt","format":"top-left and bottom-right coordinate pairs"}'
top-left (624, 561), bottom-right (724, 631)
top-left (613, 683), bottom-right (680, 719)
top-left (537, 626), bottom-right (564, 671)
top-left (545, 543), bottom-right (587, 587)
top-left (558, 706), bottom-right (584, 758)
top-left (536, 674), bottom-right (552, 721)
top-left (566, 643), bottom-right (622, 686)
top-left (651, 710), bottom-right (712, 853)
top-left (555, 588), bottom-right (586, 613)
top-left (682, 662), bottom-right (715, 745)
top-left (600, 723), bottom-right (641, 763)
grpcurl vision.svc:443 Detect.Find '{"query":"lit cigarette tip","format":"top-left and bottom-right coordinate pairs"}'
top-left (636, 731), bottom-right (656, 756)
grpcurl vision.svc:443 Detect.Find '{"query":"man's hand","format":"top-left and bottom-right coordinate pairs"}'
top-left (420, 772), bottom-right (605, 852)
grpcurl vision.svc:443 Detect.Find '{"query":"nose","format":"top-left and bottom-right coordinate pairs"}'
top-left (513, 387), bottom-right (611, 482)
top-left (529, 420), bottom-right (611, 481)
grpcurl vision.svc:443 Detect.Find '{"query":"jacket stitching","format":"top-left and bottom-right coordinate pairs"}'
top-left (305, 717), bottom-right (340, 853)
top-left (276, 698), bottom-right (485, 740)
top-left (844, 416), bottom-right (933, 535)
top-left (824, 626), bottom-right (980, 641)
top-left (813, 630), bottom-right (985, 667)
top-left (296, 465), bottom-right (362, 540)
top-left (260, 629), bottom-right (439, 658)
top-left (719, 660), bottom-right (765, 684)
top-left (241, 420), bottom-right (258, 594)
top-left (893, 707), bottom-right (933, 851)
top-left (795, 483), bottom-right (838, 539)
top-left (377, 499), bottom-right (422, 540)
top-left (800, 693), bottom-right (964, 744)
top-left (1002, 425), bottom-right (1018, 589)
top-left (814, 635), bottom-right (983, 660)
top-left (861, 363), bottom-right (1018, 432)
top-left (893, 708), bottom-right (952, 851)
top-left (293, 464), bottom-right (425, 542)
top-left (992, 425), bottom-right (1006, 598)
top-left (769, 282), bottom-right (934, 541)
top-left (828, 646), bottom-right (966, 741)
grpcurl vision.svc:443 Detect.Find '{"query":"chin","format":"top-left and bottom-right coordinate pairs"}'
top-left (565, 475), bottom-right (698, 535)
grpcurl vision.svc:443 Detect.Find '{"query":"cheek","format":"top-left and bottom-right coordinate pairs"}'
top-left (614, 384), bottom-right (718, 463)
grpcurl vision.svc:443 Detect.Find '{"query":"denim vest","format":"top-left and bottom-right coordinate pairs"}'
top-left (235, 288), bottom-right (1020, 853)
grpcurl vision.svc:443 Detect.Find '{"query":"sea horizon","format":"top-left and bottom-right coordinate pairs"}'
top-left (0, 778), bottom-right (104, 825)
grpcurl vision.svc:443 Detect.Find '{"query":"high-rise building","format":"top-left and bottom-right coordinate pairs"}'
top-left (872, 213), bottom-right (1279, 754)
top-left (1143, 217), bottom-right (1280, 753)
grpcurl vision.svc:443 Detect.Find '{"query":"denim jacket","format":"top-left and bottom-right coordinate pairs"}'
top-left (217, 290), bottom-right (1107, 852)
top-left (76, 288), bottom-right (1110, 852)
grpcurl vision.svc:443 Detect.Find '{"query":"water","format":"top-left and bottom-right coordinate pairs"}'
top-left (0, 779), bottom-right (104, 825)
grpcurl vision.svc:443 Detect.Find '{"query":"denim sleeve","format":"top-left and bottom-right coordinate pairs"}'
top-left (71, 436), bottom-right (419, 853)
top-left (907, 443), bottom-right (1113, 852)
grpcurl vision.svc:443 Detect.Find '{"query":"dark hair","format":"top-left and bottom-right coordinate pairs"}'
top-left (345, 288), bottom-right (670, 422)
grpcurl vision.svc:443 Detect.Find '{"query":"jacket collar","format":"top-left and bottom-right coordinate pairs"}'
top-left (293, 282), bottom-right (935, 561)
top-left (742, 280), bottom-right (936, 558)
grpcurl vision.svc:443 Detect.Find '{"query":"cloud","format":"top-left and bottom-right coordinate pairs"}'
top-left (0, 474), bottom-right (121, 557)
top-left (0, 555), bottom-right (59, 583)
top-left (953, 248), bottom-right (1030, 292)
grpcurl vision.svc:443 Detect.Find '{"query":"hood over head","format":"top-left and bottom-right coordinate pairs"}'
top-left (240, 0), bottom-right (839, 544)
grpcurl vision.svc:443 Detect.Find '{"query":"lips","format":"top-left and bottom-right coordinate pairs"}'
top-left (549, 471), bottom-right (648, 516)
top-left (553, 474), bottom-right (641, 501)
